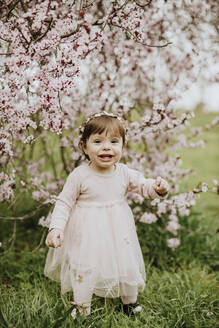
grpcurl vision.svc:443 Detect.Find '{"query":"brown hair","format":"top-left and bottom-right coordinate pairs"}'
top-left (80, 115), bottom-right (126, 160)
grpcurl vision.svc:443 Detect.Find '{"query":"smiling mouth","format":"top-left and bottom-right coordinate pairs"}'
top-left (98, 154), bottom-right (113, 159)
top-left (98, 154), bottom-right (114, 162)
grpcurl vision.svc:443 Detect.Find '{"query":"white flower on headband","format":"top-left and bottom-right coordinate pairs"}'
top-left (78, 112), bottom-right (125, 135)
top-left (153, 103), bottom-right (165, 111)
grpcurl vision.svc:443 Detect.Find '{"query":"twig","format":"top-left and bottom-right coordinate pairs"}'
top-left (31, 229), bottom-right (47, 253)
top-left (147, 255), bottom-right (155, 270)
top-left (20, 0), bottom-right (28, 13)
top-left (101, 0), bottom-right (130, 31)
top-left (0, 202), bottom-right (49, 221)
top-left (0, 36), bottom-right (11, 42)
top-left (1, 221), bottom-right (17, 255)
top-left (16, 24), bottom-right (30, 45)
top-left (41, 135), bottom-right (58, 180)
top-left (111, 23), bottom-right (172, 48)
top-left (57, 90), bottom-right (69, 175)
top-left (6, 0), bottom-right (21, 18)
top-left (61, 26), bottom-right (80, 39)
top-left (82, 0), bottom-right (96, 9)
top-left (34, 18), bottom-right (53, 42)
top-left (60, 144), bottom-right (69, 174)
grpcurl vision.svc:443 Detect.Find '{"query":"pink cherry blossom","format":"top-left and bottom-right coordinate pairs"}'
top-left (167, 238), bottom-right (180, 249)
top-left (140, 213), bottom-right (158, 224)
top-left (166, 221), bottom-right (181, 236)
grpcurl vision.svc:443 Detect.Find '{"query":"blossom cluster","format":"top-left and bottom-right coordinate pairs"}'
top-left (0, 171), bottom-right (16, 202)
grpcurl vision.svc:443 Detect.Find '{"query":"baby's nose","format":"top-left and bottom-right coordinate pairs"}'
top-left (102, 141), bottom-right (111, 149)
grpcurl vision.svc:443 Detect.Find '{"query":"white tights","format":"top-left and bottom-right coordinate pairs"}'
top-left (120, 283), bottom-right (138, 304)
top-left (73, 279), bottom-right (93, 316)
top-left (73, 281), bottom-right (138, 315)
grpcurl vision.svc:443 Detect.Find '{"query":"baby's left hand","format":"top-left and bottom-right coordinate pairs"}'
top-left (153, 177), bottom-right (169, 196)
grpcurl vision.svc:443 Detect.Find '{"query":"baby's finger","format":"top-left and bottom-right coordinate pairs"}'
top-left (162, 180), bottom-right (169, 191)
top-left (159, 180), bottom-right (166, 189)
top-left (155, 176), bottom-right (162, 187)
top-left (46, 233), bottom-right (57, 248)
top-left (160, 181), bottom-right (169, 193)
top-left (53, 234), bottom-right (63, 248)
top-left (46, 239), bottom-right (54, 248)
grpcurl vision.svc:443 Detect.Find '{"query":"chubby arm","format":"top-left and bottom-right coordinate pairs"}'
top-left (127, 167), bottom-right (169, 199)
top-left (46, 169), bottom-right (81, 248)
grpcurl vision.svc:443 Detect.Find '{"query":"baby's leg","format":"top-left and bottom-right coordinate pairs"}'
top-left (73, 278), bottom-right (93, 316)
top-left (120, 283), bottom-right (143, 314)
top-left (120, 283), bottom-right (138, 304)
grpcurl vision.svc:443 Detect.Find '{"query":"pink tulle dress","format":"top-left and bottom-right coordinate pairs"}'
top-left (44, 163), bottom-right (159, 297)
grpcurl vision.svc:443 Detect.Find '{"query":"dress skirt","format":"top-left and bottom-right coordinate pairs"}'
top-left (44, 200), bottom-right (146, 297)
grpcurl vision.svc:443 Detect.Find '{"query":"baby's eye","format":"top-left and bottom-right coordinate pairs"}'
top-left (111, 139), bottom-right (118, 143)
top-left (94, 139), bottom-right (101, 143)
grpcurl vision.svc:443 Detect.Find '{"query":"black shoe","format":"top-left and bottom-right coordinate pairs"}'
top-left (122, 302), bottom-right (143, 315)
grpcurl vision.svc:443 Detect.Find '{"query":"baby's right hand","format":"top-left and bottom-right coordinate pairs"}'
top-left (45, 228), bottom-right (64, 248)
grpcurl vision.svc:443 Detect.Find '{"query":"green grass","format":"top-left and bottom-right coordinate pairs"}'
top-left (0, 110), bottom-right (219, 327)
top-left (0, 251), bottom-right (218, 328)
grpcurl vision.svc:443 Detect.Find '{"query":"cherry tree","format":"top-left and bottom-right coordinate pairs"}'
top-left (0, 0), bottom-right (218, 250)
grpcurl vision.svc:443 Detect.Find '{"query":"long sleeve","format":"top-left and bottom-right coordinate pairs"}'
top-left (49, 168), bottom-right (81, 231)
top-left (126, 166), bottom-right (162, 199)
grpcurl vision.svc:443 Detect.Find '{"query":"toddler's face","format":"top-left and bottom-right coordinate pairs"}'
top-left (83, 131), bottom-right (123, 173)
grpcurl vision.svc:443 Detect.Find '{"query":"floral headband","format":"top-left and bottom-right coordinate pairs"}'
top-left (78, 111), bottom-right (126, 135)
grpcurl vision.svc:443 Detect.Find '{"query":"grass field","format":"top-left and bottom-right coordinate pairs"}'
top-left (0, 110), bottom-right (218, 328)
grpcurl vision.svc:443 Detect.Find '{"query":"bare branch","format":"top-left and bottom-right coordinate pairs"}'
top-left (0, 202), bottom-right (49, 221)
top-left (61, 25), bottom-right (80, 39)
top-left (34, 18), bottom-right (53, 43)
top-left (41, 135), bottom-right (58, 180)
top-left (20, 0), bottom-right (28, 13)
top-left (82, 0), bottom-right (96, 9)
top-left (58, 92), bottom-right (70, 175)
top-left (60, 140), bottom-right (70, 175)
top-left (6, 0), bottom-right (21, 19)
top-left (16, 24), bottom-right (30, 45)
top-left (31, 229), bottom-right (47, 253)
top-left (111, 23), bottom-right (172, 48)
top-left (93, 0), bottom-right (130, 31)
top-left (0, 36), bottom-right (11, 42)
